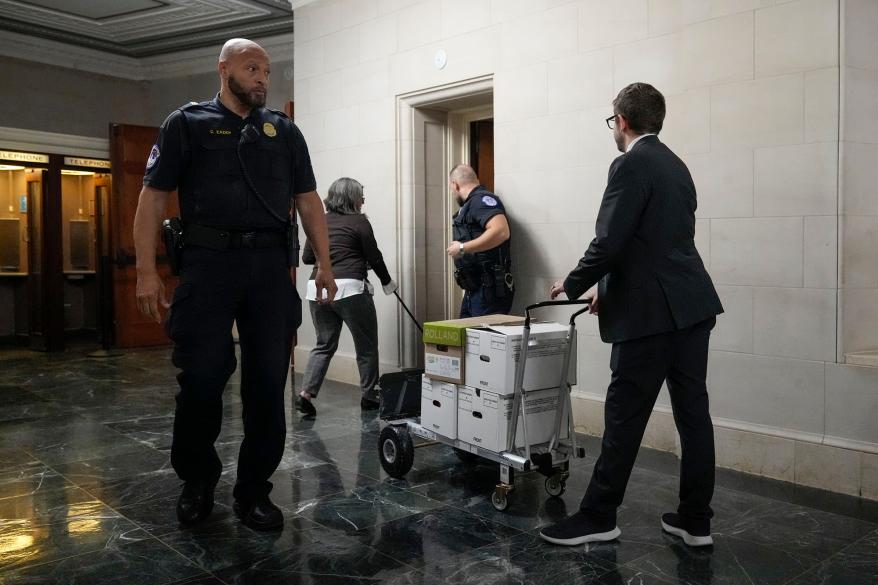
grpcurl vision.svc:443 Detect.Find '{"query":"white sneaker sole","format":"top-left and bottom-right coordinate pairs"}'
top-left (539, 526), bottom-right (621, 546)
top-left (661, 520), bottom-right (714, 547)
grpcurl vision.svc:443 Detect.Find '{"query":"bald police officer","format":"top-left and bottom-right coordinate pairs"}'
top-left (446, 164), bottom-right (514, 317)
top-left (133, 38), bottom-right (336, 531)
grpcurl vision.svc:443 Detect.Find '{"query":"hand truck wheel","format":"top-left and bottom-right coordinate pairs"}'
top-left (491, 488), bottom-right (510, 512)
top-left (378, 425), bottom-right (414, 479)
top-left (545, 474), bottom-right (566, 498)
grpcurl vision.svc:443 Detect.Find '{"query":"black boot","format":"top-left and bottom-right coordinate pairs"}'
top-left (234, 495), bottom-right (284, 531)
top-left (176, 475), bottom-right (219, 526)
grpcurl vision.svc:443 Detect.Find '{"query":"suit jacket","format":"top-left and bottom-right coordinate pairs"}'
top-left (564, 135), bottom-right (723, 343)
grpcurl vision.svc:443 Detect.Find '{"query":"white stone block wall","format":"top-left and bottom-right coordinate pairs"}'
top-left (294, 0), bottom-right (878, 498)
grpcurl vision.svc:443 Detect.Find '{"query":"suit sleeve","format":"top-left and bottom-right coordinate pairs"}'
top-left (359, 217), bottom-right (392, 285)
top-left (563, 155), bottom-right (648, 300)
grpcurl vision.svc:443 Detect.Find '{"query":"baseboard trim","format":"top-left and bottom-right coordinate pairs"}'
top-left (570, 393), bottom-right (877, 500)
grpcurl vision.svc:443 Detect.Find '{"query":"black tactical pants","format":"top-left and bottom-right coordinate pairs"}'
top-left (459, 286), bottom-right (514, 318)
top-left (165, 246), bottom-right (301, 502)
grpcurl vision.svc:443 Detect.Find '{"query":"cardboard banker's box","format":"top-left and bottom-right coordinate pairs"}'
top-left (457, 386), bottom-right (569, 453)
top-left (420, 377), bottom-right (459, 439)
top-left (422, 314), bottom-right (524, 384)
top-left (465, 322), bottom-right (576, 395)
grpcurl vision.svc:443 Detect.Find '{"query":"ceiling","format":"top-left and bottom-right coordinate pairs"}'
top-left (0, 0), bottom-right (295, 57)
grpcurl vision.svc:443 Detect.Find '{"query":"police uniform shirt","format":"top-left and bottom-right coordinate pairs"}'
top-left (454, 186), bottom-right (510, 265)
top-left (458, 186), bottom-right (505, 227)
top-left (144, 95), bottom-right (316, 230)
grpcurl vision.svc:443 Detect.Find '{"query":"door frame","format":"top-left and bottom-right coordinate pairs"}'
top-left (395, 76), bottom-right (494, 368)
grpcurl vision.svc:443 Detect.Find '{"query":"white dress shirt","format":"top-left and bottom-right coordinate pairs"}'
top-left (626, 133), bottom-right (656, 153)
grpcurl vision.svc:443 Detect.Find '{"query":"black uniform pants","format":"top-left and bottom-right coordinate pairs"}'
top-left (165, 246), bottom-right (301, 501)
top-left (581, 317), bottom-right (716, 527)
top-left (459, 286), bottom-right (514, 318)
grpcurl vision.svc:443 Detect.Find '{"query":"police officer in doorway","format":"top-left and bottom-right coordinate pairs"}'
top-left (446, 164), bottom-right (513, 317)
top-left (132, 38), bottom-right (336, 531)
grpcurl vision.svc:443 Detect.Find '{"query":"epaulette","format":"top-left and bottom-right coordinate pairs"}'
top-left (179, 101), bottom-right (204, 110)
top-left (268, 108), bottom-right (289, 119)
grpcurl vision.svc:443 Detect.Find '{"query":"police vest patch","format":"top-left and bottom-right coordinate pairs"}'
top-left (146, 145), bottom-right (160, 169)
top-left (481, 195), bottom-right (498, 207)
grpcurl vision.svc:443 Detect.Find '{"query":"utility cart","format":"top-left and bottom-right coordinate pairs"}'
top-left (377, 300), bottom-right (590, 511)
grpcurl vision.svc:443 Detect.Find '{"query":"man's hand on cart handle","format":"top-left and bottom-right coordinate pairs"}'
top-left (549, 281), bottom-right (566, 300)
top-left (583, 284), bottom-right (599, 315)
top-left (549, 281), bottom-right (599, 315)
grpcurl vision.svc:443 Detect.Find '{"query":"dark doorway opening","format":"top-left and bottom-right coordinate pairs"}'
top-left (469, 119), bottom-right (494, 193)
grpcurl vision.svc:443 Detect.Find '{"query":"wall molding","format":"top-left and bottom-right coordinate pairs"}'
top-left (571, 390), bottom-right (878, 454)
top-left (0, 126), bottom-right (109, 159)
top-left (0, 30), bottom-right (293, 81)
top-left (395, 75), bottom-right (495, 368)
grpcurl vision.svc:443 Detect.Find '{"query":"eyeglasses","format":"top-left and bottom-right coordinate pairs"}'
top-left (605, 115), bottom-right (617, 130)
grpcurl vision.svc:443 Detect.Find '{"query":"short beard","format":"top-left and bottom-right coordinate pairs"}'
top-left (228, 74), bottom-right (266, 108)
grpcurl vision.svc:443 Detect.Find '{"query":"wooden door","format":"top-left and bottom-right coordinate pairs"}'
top-left (93, 178), bottom-right (114, 348)
top-left (470, 119), bottom-right (494, 193)
top-left (26, 171), bottom-right (48, 349)
top-left (109, 124), bottom-right (179, 348)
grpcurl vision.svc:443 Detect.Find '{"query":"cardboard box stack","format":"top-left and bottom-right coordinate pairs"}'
top-left (420, 315), bottom-right (576, 453)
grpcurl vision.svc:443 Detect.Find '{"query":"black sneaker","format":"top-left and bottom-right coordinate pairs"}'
top-left (539, 511), bottom-right (621, 546)
top-left (234, 496), bottom-right (284, 531)
top-left (296, 395), bottom-right (316, 417)
top-left (661, 513), bottom-right (713, 547)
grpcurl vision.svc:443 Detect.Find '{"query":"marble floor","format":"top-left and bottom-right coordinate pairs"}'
top-left (0, 345), bottom-right (877, 585)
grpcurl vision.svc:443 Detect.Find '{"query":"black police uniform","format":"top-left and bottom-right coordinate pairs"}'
top-left (144, 95), bottom-right (315, 504)
top-left (453, 186), bottom-right (514, 317)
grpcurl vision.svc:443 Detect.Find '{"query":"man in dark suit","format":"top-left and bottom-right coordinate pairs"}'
top-left (540, 83), bottom-right (723, 548)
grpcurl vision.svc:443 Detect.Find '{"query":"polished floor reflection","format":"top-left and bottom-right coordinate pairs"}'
top-left (0, 346), bottom-right (877, 584)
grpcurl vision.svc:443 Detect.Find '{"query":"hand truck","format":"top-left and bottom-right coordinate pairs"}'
top-left (377, 300), bottom-right (591, 511)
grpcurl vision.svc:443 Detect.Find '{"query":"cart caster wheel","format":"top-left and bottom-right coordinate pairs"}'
top-left (491, 489), bottom-right (510, 512)
top-left (378, 425), bottom-right (414, 479)
top-left (454, 448), bottom-right (480, 464)
top-left (545, 475), bottom-right (566, 498)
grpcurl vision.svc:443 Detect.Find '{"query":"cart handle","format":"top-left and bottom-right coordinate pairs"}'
top-left (524, 299), bottom-right (591, 326)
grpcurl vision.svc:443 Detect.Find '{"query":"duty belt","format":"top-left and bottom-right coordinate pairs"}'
top-left (185, 223), bottom-right (286, 250)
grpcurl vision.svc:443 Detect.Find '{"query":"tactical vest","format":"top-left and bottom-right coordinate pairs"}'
top-left (452, 188), bottom-right (511, 273)
top-left (178, 102), bottom-right (294, 230)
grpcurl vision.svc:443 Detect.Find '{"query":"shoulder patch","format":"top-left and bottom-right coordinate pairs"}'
top-left (481, 195), bottom-right (498, 207)
top-left (146, 145), bottom-right (160, 170)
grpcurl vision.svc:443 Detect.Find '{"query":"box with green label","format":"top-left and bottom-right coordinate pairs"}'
top-left (422, 315), bottom-right (523, 383)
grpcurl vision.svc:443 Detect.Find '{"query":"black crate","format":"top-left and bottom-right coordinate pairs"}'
top-left (378, 369), bottom-right (423, 420)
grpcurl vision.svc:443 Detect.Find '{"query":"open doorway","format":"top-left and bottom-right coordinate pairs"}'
top-left (396, 77), bottom-right (494, 368)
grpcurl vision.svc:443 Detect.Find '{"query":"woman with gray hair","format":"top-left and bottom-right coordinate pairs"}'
top-left (296, 177), bottom-right (398, 416)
